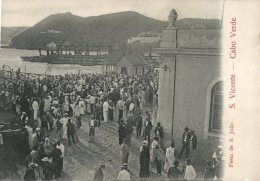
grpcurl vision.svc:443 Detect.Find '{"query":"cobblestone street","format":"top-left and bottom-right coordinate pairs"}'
top-left (1, 110), bottom-right (205, 180)
top-left (57, 114), bottom-right (165, 180)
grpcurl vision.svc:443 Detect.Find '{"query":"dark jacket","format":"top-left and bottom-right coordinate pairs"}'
top-left (66, 122), bottom-right (75, 134)
top-left (182, 132), bottom-right (191, 145)
top-left (154, 126), bottom-right (163, 138)
top-left (190, 134), bottom-right (197, 150)
top-left (51, 147), bottom-right (62, 163)
top-left (145, 121), bottom-right (152, 134)
top-left (135, 115), bottom-right (143, 127)
top-left (24, 167), bottom-right (36, 181)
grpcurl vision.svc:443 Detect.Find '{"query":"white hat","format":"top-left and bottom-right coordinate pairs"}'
top-left (217, 145), bottom-right (223, 150)
top-left (143, 140), bottom-right (148, 145)
top-left (41, 157), bottom-right (52, 163)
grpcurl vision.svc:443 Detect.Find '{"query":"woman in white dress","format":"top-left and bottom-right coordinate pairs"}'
top-left (164, 142), bottom-right (176, 172)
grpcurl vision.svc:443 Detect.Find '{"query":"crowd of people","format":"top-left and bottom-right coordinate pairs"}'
top-left (0, 69), bottom-right (223, 180)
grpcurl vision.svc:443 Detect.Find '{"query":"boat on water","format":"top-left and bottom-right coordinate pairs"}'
top-left (20, 41), bottom-right (111, 66)
top-left (21, 54), bottom-right (106, 66)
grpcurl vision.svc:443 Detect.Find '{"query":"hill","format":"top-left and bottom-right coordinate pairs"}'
top-left (1, 27), bottom-right (28, 45)
top-left (10, 11), bottom-right (221, 49)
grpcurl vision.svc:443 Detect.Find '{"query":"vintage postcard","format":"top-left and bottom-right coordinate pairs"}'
top-left (0, 0), bottom-right (259, 180)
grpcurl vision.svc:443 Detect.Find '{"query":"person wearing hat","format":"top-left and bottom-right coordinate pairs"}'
top-left (20, 112), bottom-right (29, 124)
top-left (63, 100), bottom-right (70, 115)
top-left (184, 158), bottom-right (196, 181)
top-left (189, 130), bottom-right (197, 158)
top-left (89, 115), bottom-right (95, 143)
top-left (79, 97), bottom-right (86, 116)
top-left (43, 137), bottom-right (53, 156)
top-left (36, 127), bottom-right (43, 142)
top-left (89, 94), bottom-right (96, 114)
top-left (164, 142), bottom-right (176, 172)
top-left (15, 95), bottom-right (22, 115)
top-left (212, 145), bottom-right (223, 163)
top-left (139, 140), bottom-right (150, 178)
top-left (44, 96), bottom-right (51, 113)
top-left (56, 140), bottom-right (65, 175)
top-left (24, 163), bottom-right (36, 180)
top-left (21, 96), bottom-right (30, 116)
top-left (118, 119), bottom-right (126, 145)
top-left (150, 136), bottom-right (159, 162)
top-left (108, 99), bottom-right (114, 122)
top-left (50, 143), bottom-right (62, 178)
top-left (125, 116), bottom-right (133, 146)
top-left (153, 142), bottom-right (164, 176)
top-left (167, 160), bottom-right (182, 180)
top-left (135, 111), bottom-right (143, 138)
top-left (95, 99), bottom-right (102, 126)
top-left (60, 113), bottom-right (69, 139)
top-left (93, 162), bottom-right (105, 181)
top-left (116, 97), bottom-right (125, 121)
top-left (41, 155), bottom-right (54, 180)
top-left (212, 145), bottom-right (224, 180)
top-left (154, 122), bottom-right (163, 146)
top-left (66, 119), bottom-right (75, 146)
top-left (144, 116), bottom-right (153, 146)
top-left (74, 116), bottom-right (82, 142)
top-left (117, 163), bottom-right (130, 180)
top-left (32, 98), bottom-right (39, 121)
top-left (120, 138), bottom-right (129, 165)
top-left (53, 97), bottom-right (59, 106)
top-left (178, 127), bottom-right (191, 159)
top-left (103, 98), bottom-right (109, 122)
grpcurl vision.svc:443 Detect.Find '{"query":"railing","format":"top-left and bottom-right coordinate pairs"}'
top-left (0, 68), bottom-right (52, 81)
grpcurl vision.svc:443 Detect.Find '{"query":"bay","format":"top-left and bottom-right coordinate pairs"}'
top-left (0, 48), bottom-right (103, 75)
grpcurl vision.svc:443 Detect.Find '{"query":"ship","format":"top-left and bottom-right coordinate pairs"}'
top-left (21, 54), bottom-right (106, 66)
top-left (21, 41), bottom-right (111, 66)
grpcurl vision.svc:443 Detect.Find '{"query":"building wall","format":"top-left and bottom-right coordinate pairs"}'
top-left (115, 56), bottom-right (134, 75)
top-left (157, 54), bottom-right (221, 163)
top-left (128, 36), bottom-right (160, 44)
top-left (115, 56), bottom-right (146, 75)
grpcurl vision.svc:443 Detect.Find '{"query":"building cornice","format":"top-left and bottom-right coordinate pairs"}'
top-left (154, 47), bottom-right (221, 56)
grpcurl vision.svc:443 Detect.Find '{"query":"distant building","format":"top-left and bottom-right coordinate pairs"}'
top-left (47, 29), bottom-right (62, 34)
top-left (104, 51), bottom-right (148, 75)
top-left (127, 31), bottom-right (161, 44)
top-left (46, 42), bottom-right (57, 50)
top-left (127, 31), bottom-right (161, 65)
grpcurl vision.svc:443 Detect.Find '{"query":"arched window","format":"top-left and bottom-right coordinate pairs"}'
top-left (209, 81), bottom-right (223, 133)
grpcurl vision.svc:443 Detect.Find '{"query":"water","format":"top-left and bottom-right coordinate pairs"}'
top-left (0, 48), bottom-right (103, 75)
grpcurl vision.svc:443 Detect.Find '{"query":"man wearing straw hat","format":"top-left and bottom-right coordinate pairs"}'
top-left (178, 127), bottom-right (191, 159)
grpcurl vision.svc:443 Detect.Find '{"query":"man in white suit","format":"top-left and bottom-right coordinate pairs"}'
top-left (103, 98), bottom-right (109, 122)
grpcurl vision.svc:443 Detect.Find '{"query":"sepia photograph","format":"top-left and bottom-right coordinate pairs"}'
top-left (0, 0), bottom-right (240, 180)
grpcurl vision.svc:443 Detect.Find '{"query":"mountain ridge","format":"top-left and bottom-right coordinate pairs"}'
top-left (10, 11), bottom-right (221, 49)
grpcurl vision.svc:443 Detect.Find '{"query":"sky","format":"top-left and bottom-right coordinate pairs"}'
top-left (1, 0), bottom-right (223, 27)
